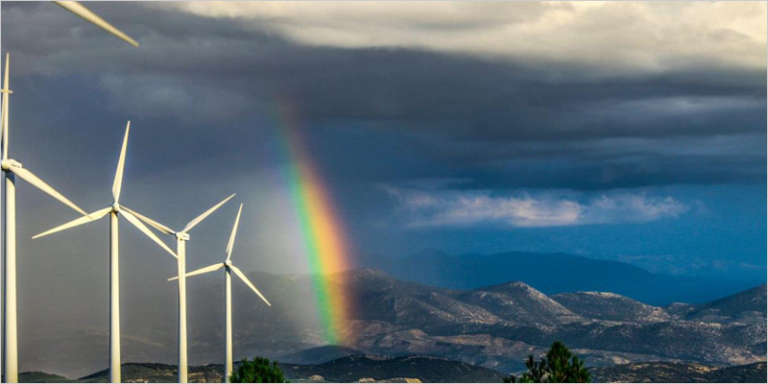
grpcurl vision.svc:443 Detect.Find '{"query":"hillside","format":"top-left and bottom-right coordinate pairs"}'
top-left (590, 361), bottom-right (767, 383)
top-left (666, 284), bottom-right (767, 325)
top-left (551, 291), bottom-right (670, 323)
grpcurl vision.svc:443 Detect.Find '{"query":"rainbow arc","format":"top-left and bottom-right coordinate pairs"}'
top-left (275, 102), bottom-right (352, 345)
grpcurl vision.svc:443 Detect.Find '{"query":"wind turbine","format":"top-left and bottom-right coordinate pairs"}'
top-left (53, 1), bottom-right (140, 47)
top-left (121, 193), bottom-right (236, 383)
top-left (169, 204), bottom-right (271, 383)
top-left (32, 122), bottom-right (177, 383)
top-left (1, 53), bottom-right (91, 383)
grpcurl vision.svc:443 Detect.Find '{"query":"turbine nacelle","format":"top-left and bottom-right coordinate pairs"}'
top-left (224, 260), bottom-right (233, 268)
top-left (176, 232), bottom-right (190, 241)
top-left (112, 202), bottom-right (121, 212)
top-left (1, 158), bottom-right (22, 171)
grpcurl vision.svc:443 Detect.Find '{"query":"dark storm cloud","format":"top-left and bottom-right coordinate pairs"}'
top-left (1, 1), bottom-right (765, 194)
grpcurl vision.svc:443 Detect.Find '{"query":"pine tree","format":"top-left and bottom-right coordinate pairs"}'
top-left (504, 341), bottom-right (590, 383)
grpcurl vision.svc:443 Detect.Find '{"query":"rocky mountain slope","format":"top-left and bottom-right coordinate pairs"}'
top-left (310, 270), bottom-right (765, 372)
top-left (551, 291), bottom-right (670, 323)
top-left (666, 284), bottom-right (767, 325)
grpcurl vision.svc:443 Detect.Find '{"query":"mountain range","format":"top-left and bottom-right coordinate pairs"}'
top-left (19, 263), bottom-right (767, 380)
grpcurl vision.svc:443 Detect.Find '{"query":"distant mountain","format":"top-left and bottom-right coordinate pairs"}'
top-left (551, 291), bottom-right (670, 323)
top-left (666, 284), bottom-right (767, 325)
top-left (361, 251), bottom-right (760, 305)
top-left (590, 361), bottom-right (767, 383)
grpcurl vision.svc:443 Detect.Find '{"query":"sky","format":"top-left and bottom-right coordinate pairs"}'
top-left (0, 1), bottom-right (765, 278)
top-left (0, 0), bottom-right (765, 375)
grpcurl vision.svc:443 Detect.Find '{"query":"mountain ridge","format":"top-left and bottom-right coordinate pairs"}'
top-left (359, 251), bottom-right (761, 305)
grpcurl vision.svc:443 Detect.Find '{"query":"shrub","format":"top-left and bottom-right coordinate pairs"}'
top-left (230, 356), bottom-right (288, 383)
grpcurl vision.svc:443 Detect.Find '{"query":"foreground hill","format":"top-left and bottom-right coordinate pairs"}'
top-left (591, 361), bottom-right (767, 383)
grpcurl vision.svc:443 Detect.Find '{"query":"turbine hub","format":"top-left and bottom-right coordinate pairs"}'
top-left (1, 159), bottom-right (21, 171)
top-left (224, 260), bottom-right (233, 267)
top-left (112, 202), bottom-right (120, 212)
top-left (176, 232), bottom-right (190, 241)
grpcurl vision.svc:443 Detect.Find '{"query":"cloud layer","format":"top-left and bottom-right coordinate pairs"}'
top-left (164, 1), bottom-right (766, 74)
top-left (385, 186), bottom-right (688, 228)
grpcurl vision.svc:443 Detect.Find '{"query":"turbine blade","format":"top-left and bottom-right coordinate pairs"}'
top-left (226, 203), bottom-right (243, 261)
top-left (112, 122), bottom-right (130, 202)
top-left (32, 207), bottom-right (111, 239)
top-left (182, 193), bottom-right (236, 233)
top-left (2, 52), bottom-right (10, 160)
top-left (121, 210), bottom-right (177, 259)
top-left (230, 265), bottom-right (271, 306)
top-left (121, 205), bottom-right (175, 235)
top-left (168, 263), bottom-right (224, 281)
top-left (10, 165), bottom-right (89, 217)
top-left (53, 1), bottom-right (140, 47)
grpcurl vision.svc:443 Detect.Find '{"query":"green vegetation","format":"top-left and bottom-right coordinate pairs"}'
top-left (504, 341), bottom-right (590, 383)
top-left (230, 357), bottom-right (288, 383)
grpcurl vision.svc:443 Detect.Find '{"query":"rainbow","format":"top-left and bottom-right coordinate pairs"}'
top-left (273, 101), bottom-right (352, 345)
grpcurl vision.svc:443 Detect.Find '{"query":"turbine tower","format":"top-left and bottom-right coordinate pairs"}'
top-left (33, 123), bottom-right (177, 383)
top-left (170, 204), bottom-right (271, 383)
top-left (53, 1), bottom-right (140, 47)
top-left (122, 193), bottom-right (236, 383)
top-left (1, 53), bottom-right (90, 383)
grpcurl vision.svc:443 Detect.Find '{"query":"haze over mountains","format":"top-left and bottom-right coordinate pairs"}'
top-left (359, 251), bottom-right (762, 305)
top-left (23, 260), bottom-right (766, 379)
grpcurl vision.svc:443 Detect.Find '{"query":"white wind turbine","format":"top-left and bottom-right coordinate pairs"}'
top-left (120, 193), bottom-right (236, 383)
top-left (32, 122), bottom-right (177, 383)
top-left (169, 204), bottom-right (271, 383)
top-left (0, 53), bottom-right (91, 383)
